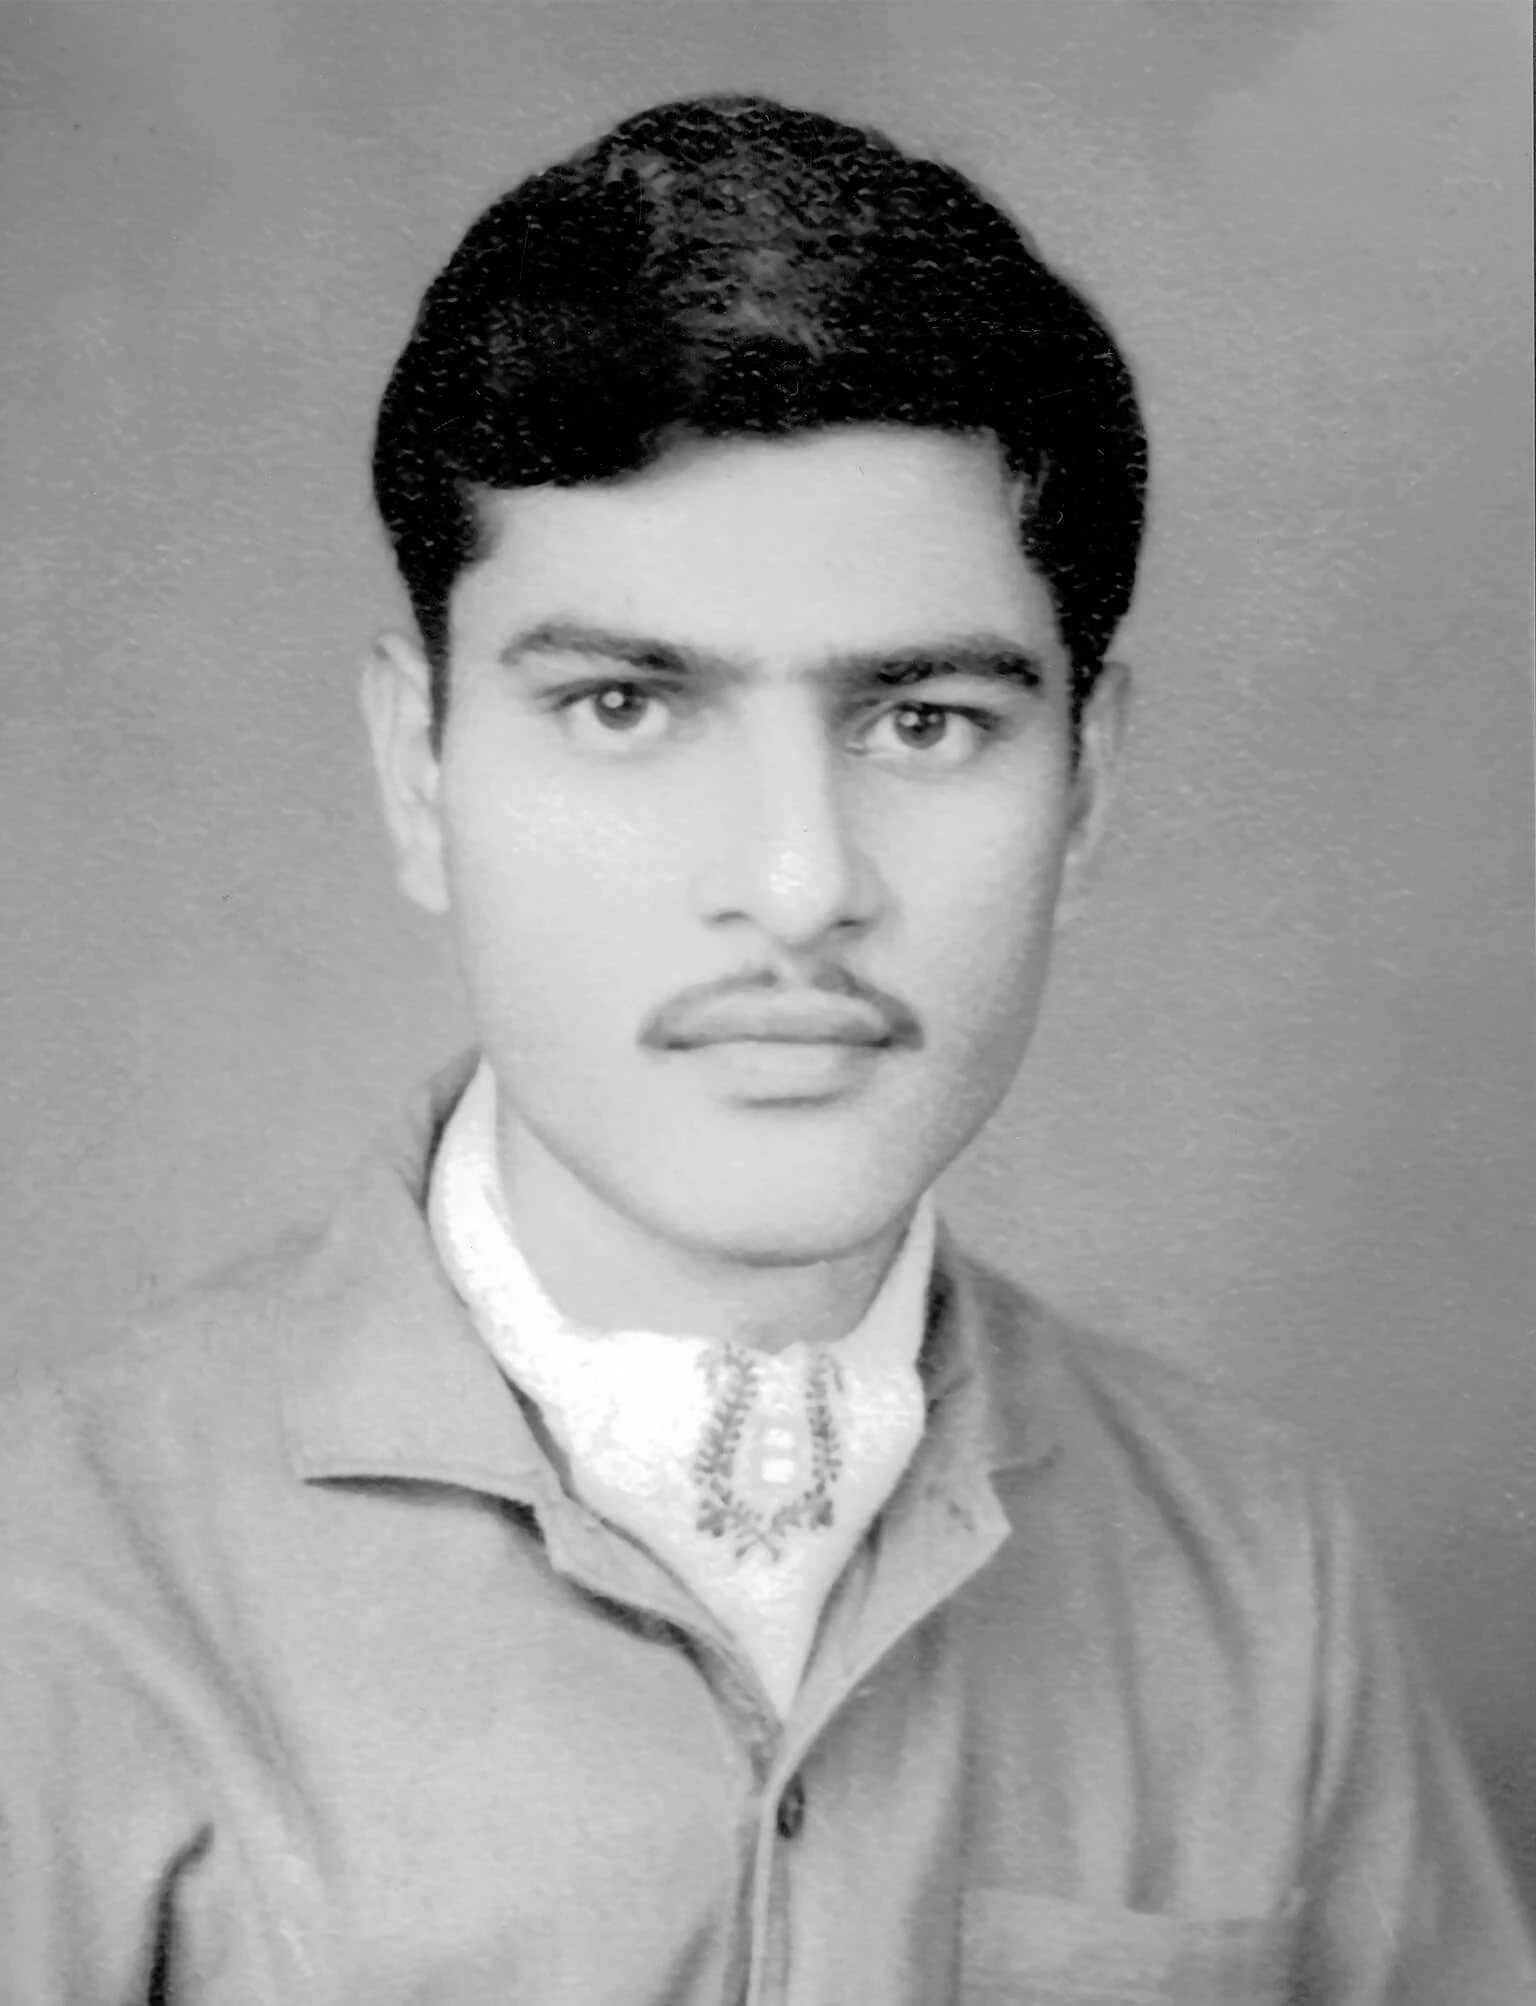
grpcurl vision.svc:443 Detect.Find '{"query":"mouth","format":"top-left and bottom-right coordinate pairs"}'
top-left (656, 995), bottom-right (911, 1052)
top-left (675, 1035), bottom-right (892, 1103)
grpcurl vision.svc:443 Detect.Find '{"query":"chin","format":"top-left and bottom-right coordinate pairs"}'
top-left (636, 1159), bottom-right (923, 1271)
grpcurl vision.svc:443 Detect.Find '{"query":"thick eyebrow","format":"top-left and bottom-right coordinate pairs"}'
top-left (498, 619), bottom-right (1046, 693)
top-left (498, 620), bottom-right (729, 681)
top-left (823, 642), bottom-right (1046, 694)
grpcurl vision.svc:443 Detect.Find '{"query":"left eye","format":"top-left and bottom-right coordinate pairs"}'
top-left (583, 685), bottom-right (657, 729)
top-left (555, 682), bottom-right (674, 747)
top-left (860, 703), bottom-right (992, 765)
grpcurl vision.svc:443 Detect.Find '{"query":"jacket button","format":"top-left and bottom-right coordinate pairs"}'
top-left (776, 1775), bottom-right (806, 1841)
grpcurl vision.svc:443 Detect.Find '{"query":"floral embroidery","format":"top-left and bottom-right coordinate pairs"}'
top-left (691, 1347), bottom-right (845, 1560)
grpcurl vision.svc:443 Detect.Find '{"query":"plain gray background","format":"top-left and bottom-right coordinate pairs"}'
top-left (2, 0), bottom-right (1532, 1900)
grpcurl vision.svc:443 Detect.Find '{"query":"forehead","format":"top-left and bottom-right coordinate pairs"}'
top-left (453, 427), bottom-right (1058, 665)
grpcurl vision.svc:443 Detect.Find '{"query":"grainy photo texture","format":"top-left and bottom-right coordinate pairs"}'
top-left (1, 4), bottom-right (1532, 2000)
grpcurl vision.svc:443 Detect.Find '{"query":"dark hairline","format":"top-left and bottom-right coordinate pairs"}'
top-left (373, 93), bottom-right (1148, 750)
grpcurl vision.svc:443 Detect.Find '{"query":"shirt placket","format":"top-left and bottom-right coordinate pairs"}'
top-left (497, 1290), bottom-right (1016, 2006)
top-left (528, 1472), bottom-right (792, 2001)
top-left (739, 1457), bottom-right (1014, 2006)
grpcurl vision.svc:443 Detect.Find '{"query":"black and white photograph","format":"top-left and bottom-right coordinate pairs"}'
top-left (1, 3), bottom-right (1531, 1999)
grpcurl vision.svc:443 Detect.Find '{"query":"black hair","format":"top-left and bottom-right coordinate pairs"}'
top-left (372, 93), bottom-right (1147, 733)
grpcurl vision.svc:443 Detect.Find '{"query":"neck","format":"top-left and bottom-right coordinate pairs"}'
top-left (495, 1107), bottom-right (914, 1354)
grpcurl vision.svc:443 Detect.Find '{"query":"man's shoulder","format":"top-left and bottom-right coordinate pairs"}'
top-left (2, 1062), bottom-right (467, 1453)
top-left (0, 1220), bottom-right (330, 1515)
top-left (952, 1245), bottom-right (1327, 1555)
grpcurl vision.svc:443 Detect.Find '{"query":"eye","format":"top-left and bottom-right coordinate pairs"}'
top-left (554, 680), bottom-right (674, 750)
top-left (859, 702), bottom-right (997, 769)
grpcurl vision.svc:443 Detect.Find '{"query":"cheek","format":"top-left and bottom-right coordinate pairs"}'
top-left (441, 758), bottom-right (683, 1011)
top-left (922, 880), bottom-right (1061, 1088)
top-left (921, 857), bottom-right (1063, 1125)
top-left (889, 789), bottom-right (1068, 997)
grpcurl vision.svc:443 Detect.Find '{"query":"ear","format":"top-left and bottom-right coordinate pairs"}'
top-left (1056, 658), bottom-right (1130, 923)
top-left (360, 633), bottom-right (450, 916)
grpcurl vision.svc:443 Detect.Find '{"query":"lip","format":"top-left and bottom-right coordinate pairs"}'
top-left (659, 995), bottom-right (899, 1049)
top-left (682, 1036), bottom-right (887, 1105)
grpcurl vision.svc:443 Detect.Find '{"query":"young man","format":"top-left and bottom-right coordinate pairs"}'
top-left (1, 94), bottom-right (1529, 2005)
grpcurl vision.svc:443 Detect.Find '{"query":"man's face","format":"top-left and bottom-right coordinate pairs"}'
top-left (372, 426), bottom-right (1120, 1265)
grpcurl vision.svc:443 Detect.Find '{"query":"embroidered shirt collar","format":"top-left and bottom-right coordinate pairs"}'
top-left (427, 1058), bottom-right (943, 1715)
top-left (279, 1052), bottom-right (1061, 1499)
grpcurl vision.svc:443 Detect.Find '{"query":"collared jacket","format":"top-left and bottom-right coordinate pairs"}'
top-left (1, 1068), bottom-right (1531, 2004)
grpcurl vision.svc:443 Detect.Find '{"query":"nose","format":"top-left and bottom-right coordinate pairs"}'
top-left (694, 707), bottom-right (884, 951)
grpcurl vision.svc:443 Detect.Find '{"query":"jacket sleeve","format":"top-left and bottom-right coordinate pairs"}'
top-left (0, 1367), bottom-right (200, 2006)
top-left (1297, 1470), bottom-right (1536, 2004)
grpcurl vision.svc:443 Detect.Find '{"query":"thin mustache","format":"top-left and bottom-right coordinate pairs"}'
top-left (642, 969), bottom-right (923, 1051)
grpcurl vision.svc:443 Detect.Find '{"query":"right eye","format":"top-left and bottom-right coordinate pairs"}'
top-left (552, 681), bottom-right (675, 751)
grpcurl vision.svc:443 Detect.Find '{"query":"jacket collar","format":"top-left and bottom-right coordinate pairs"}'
top-left (279, 1055), bottom-right (1061, 1500)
